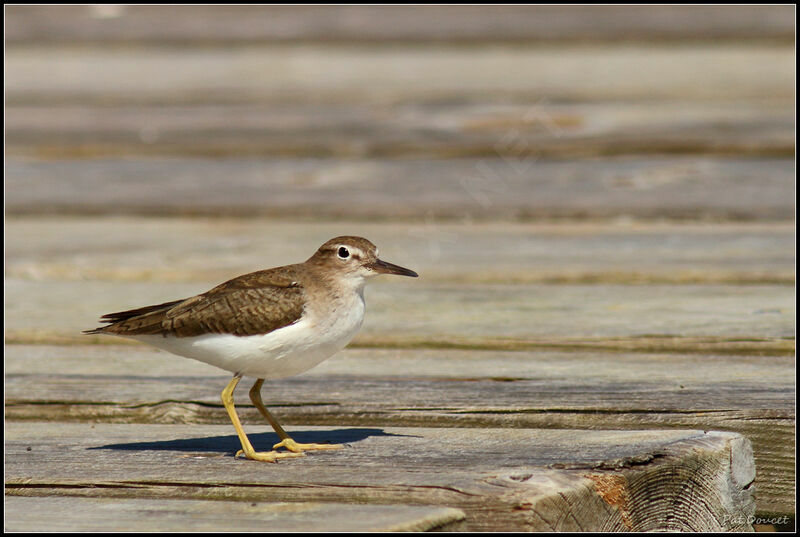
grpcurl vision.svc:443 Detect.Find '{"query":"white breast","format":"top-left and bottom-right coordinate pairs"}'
top-left (132, 289), bottom-right (366, 379)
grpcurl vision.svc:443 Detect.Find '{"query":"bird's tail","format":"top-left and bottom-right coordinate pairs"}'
top-left (83, 299), bottom-right (184, 336)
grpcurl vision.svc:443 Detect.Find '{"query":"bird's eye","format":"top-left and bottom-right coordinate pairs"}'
top-left (337, 247), bottom-right (350, 259)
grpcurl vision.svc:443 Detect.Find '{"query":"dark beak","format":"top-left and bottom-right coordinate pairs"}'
top-left (372, 258), bottom-right (418, 277)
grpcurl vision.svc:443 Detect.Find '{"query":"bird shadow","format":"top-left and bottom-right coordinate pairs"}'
top-left (89, 428), bottom-right (414, 456)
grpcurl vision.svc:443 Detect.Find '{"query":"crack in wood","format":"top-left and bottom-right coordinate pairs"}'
top-left (7, 480), bottom-right (480, 498)
top-left (451, 408), bottom-right (740, 415)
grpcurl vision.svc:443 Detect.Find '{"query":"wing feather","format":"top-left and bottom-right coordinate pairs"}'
top-left (85, 267), bottom-right (306, 337)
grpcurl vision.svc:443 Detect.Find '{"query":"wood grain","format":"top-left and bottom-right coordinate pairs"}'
top-left (6, 46), bottom-right (793, 106)
top-left (3, 497), bottom-right (465, 532)
top-left (5, 5), bottom-right (794, 45)
top-left (5, 102), bottom-right (793, 160)
top-left (5, 218), bottom-right (795, 284)
top-left (4, 344), bottom-right (793, 516)
top-left (5, 278), bottom-right (794, 346)
top-left (4, 423), bottom-right (755, 532)
top-left (5, 158), bottom-right (795, 220)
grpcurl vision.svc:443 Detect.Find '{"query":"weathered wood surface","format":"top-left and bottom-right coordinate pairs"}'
top-left (5, 217), bottom-right (795, 520)
top-left (4, 220), bottom-right (795, 348)
top-left (6, 218), bottom-right (795, 284)
top-left (4, 343), bottom-right (794, 517)
top-left (5, 45), bottom-right (794, 106)
top-left (4, 496), bottom-right (464, 533)
top-left (6, 5), bottom-right (794, 44)
top-left (5, 278), bottom-right (794, 348)
top-left (5, 422), bottom-right (755, 532)
top-left (5, 102), bottom-right (794, 160)
top-left (5, 158), bottom-right (795, 220)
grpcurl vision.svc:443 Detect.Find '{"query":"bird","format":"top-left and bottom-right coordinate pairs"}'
top-left (85, 236), bottom-right (418, 462)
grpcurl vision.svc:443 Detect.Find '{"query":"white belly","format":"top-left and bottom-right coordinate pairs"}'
top-left (131, 294), bottom-right (365, 379)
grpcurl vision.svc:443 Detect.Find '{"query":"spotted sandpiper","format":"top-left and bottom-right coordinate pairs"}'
top-left (85, 236), bottom-right (418, 462)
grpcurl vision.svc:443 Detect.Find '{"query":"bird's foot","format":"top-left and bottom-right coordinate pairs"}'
top-left (235, 448), bottom-right (305, 463)
top-left (273, 438), bottom-right (345, 453)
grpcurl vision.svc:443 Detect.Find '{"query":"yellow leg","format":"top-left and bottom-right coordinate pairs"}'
top-left (221, 375), bottom-right (304, 462)
top-left (249, 378), bottom-right (344, 453)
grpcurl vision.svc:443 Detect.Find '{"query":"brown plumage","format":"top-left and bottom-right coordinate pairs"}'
top-left (84, 235), bottom-right (416, 340)
top-left (84, 266), bottom-right (306, 338)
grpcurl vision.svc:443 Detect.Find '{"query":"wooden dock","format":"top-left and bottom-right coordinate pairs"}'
top-left (4, 6), bottom-right (795, 532)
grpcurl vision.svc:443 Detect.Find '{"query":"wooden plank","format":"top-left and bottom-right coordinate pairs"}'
top-left (5, 218), bottom-right (795, 284)
top-left (5, 354), bottom-right (794, 414)
top-left (4, 218), bottom-right (796, 347)
top-left (5, 102), bottom-right (793, 159)
top-left (4, 422), bottom-right (756, 531)
top-left (6, 45), bottom-right (793, 105)
top-left (4, 343), bottom-right (793, 383)
top-left (4, 278), bottom-right (794, 347)
top-left (4, 344), bottom-right (794, 516)
top-left (3, 496), bottom-right (465, 532)
top-left (5, 5), bottom-right (794, 45)
top-left (5, 158), bottom-right (795, 221)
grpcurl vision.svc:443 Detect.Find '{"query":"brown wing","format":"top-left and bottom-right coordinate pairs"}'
top-left (86, 267), bottom-right (306, 337)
